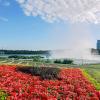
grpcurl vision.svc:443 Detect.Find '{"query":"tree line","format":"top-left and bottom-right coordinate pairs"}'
top-left (0, 50), bottom-right (50, 55)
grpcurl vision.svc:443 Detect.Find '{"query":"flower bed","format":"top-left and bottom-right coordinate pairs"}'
top-left (0, 65), bottom-right (99, 99)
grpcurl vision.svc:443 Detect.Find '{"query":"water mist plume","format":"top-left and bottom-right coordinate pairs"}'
top-left (50, 24), bottom-right (96, 60)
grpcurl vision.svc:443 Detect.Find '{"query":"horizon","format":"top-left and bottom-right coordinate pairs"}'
top-left (0, 47), bottom-right (97, 51)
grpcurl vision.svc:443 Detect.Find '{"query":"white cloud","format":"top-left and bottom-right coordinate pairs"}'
top-left (16, 0), bottom-right (100, 24)
top-left (17, 0), bottom-right (25, 4)
top-left (0, 17), bottom-right (8, 22)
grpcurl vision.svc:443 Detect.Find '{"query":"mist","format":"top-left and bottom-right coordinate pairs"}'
top-left (50, 23), bottom-right (100, 61)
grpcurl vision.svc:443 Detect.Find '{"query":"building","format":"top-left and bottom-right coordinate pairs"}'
top-left (91, 48), bottom-right (99, 55)
top-left (97, 40), bottom-right (100, 50)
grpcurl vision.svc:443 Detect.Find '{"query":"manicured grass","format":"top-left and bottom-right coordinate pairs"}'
top-left (82, 69), bottom-right (100, 90)
top-left (80, 64), bottom-right (100, 87)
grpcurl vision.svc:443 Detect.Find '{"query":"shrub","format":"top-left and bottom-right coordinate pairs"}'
top-left (32, 56), bottom-right (42, 62)
top-left (45, 59), bottom-right (51, 63)
top-left (17, 66), bottom-right (60, 80)
top-left (54, 60), bottom-right (62, 64)
top-left (54, 59), bottom-right (73, 64)
top-left (8, 55), bottom-right (44, 61)
top-left (62, 59), bottom-right (73, 64)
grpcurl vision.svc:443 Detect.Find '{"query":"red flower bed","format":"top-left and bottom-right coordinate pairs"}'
top-left (0, 65), bottom-right (99, 100)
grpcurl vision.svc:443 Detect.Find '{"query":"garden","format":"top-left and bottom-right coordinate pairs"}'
top-left (0, 64), bottom-right (100, 100)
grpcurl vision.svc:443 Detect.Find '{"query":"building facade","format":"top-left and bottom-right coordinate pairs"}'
top-left (97, 40), bottom-right (100, 50)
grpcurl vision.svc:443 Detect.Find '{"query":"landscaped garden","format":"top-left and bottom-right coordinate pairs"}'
top-left (0, 64), bottom-right (100, 100)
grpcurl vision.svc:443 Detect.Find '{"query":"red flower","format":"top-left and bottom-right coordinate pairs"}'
top-left (0, 65), bottom-right (99, 99)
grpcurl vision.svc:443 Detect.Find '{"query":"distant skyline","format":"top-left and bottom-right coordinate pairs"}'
top-left (0, 0), bottom-right (100, 50)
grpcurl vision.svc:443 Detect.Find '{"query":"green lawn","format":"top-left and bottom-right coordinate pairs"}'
top-left (80, 64), bottom-right (100, 90)
top-left (0, 90), bottom-right (8, 100)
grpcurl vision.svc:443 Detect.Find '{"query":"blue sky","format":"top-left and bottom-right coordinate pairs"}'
top-left (0, 0), bottom-right (100, 50)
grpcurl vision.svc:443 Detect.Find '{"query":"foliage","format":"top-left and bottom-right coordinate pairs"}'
top-left (54, 59), bottom-right (73, 64)
top-left (0, 90), bottom-right (8, 100)
top-left (17, 66), bottom-right (60, 80)
top-left (45, 59), bottom-right (52, 63)
top-left (0, 49), bottom-right (50, 55)
top-left (54, 59), bottom-right (62, 64)
top-left (62, 59), bottom-right (73, 64)
top-left (8, 55), bottom-right (44, 61)
top-left (32, 56), bottom-right (43, 62)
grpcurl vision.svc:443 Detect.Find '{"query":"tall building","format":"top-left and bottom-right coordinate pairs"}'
top-left (97, 40), bottom-right (100, 50)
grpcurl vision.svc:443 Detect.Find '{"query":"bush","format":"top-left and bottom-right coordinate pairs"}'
top-left (32, 56), bottom-right (42, 62)
top-left (54, 60), bottom-right (62, 64)
top-left (45, 59), bottom-right (51, 63)
top-left (62, 59), bottom-right (73, 64)
top-left (17, 67), bottom-right (60, 80)
top-left (8, 55), bottom-right (44, 61)
top-left (40, 67), bottom-right (60, 80)
top-left (54, 59), bottom-right (73, 64)
top-left (8, 55), bottom-right (18, 59)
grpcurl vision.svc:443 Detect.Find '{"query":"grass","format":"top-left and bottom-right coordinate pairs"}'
top-left (82, 69), bottom-right (100, 90)
top-left (80, 65), bottom-right (100, 81)
top-left (0, 90), bottom-right (8, 100)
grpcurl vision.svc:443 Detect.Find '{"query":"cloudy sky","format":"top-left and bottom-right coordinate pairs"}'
top-left (0, 0), bottom-right (100, 50)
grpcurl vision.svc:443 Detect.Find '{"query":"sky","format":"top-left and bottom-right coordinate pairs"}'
top-left (0, 0), bottom-right (100, 50)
